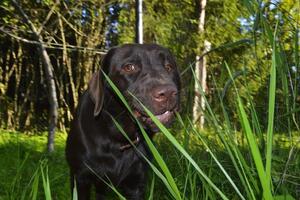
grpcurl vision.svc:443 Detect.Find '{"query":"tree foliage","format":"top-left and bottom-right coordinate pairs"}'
top-left (0, 0), bottom-right (299, 132)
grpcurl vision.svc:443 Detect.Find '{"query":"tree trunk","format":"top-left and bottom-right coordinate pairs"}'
top-left (58, 14), bottom-right (78, 107)
top-left (12, 0), bottom-right (58, 152)
top-left (41, 45), bottom-right (58, 152)
top-left (135, 0), bottom-right (143, 44)
top-left (193, 0), bottom-right (210, 128)
top-left (193, 40), bottom-right (211, 127)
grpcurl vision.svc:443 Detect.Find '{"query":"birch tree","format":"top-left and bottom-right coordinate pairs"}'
top-left (193, 0), bottom-right (211, 128)
top-left (11, 0), bottom-right (58, 152)
top-left (135, 0), bottom-right (143, 44)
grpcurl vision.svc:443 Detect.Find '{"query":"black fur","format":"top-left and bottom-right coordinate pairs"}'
top-left (66, 44), bottom-right (181, 200)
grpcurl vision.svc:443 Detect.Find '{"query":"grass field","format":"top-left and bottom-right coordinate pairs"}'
top-left (0, 130), bottom-right (69, 200)
top-left (0, 128), bottom-right (299, 200)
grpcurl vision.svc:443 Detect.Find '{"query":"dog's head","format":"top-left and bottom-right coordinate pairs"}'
top-left (88, 44), bottom-right (180, 132)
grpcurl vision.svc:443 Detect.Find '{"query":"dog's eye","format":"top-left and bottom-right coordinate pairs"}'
top-left (122, 64), bottom-right (136, 73)
top-left (165, 64), bottom-right (173, 72)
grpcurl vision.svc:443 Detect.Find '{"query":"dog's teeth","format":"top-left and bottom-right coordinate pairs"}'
top-left (155, 111), bottom-right (172, 122)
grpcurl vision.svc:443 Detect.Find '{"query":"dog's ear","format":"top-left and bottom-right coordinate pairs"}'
top-left (88, 47), bottom-right (117, 117)
top-left (88, 71), bottom-right (104, 117)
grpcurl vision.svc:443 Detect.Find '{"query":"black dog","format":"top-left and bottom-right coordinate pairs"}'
top-left (66, 44), bottom-right (180, 200)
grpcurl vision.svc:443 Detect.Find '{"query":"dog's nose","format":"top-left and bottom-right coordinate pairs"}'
top-left (152, 85), bottom-right (177, 103)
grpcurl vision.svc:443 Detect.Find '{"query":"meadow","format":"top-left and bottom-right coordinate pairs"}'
top-left (0, 126), bottom-right (299, 199)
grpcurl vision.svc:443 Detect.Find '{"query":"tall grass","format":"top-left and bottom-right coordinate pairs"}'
top-left (97, 1), bottom-right (299, 199)
top-left (102, 38), bottom-right (297, 199)
top-left (0, 132), bottom-right (70, 200)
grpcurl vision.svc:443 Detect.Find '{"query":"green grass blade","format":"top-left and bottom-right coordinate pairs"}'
top-left (237, 96), bottom-right (273, 199)
top-left (10, 152), bottom-right (29, 196)
top-left (225, 62), bottom-right (273, 199)
top-left (30, 170), bottom-right (40, 200)
top-left (72, 179), bottom-right (78, 200)
top-left (40, 163), bottom-right (52, 200)
top-left (148, 173), bottom-right (155, 200)
top-left (111, 115), bottom-right (181, 200)
top-left (110, 110), bottom-right (181, 199)
top-left (265, 39), bottom-right (277, 188)
top-left (84, 163), bottom-right (126, 200)
top-left (138, 124), bottom-right (182, 200)
top-left (188, 120), bottom-right (246, 200)
top-left (196, 67), bottom-right (257, 199)
top-left (103, 71), bottom-right (181, 200)
top-left (214, 73), bottom-right (258, 199)
top-left (138, 103), bottom-right (229, 200)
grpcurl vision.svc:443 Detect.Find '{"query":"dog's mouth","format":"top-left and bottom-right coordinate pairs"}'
top-left (133, 107), bottom-right (177, 130)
